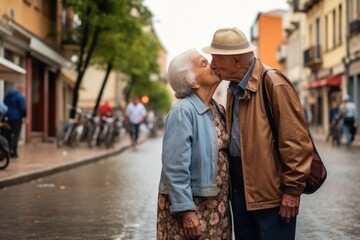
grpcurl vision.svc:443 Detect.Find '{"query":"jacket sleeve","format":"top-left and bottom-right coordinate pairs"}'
top-left (162, 107), bottom-right (195, 214)
top-left (268, 72), bottom-right (313, 195)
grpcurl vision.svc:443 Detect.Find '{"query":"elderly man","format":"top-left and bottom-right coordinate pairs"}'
top-left (203, 27), bottom-right (313, 239)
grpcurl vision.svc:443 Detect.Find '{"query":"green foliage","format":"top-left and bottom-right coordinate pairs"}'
top-left (62, 0), bottom-right (166, 116)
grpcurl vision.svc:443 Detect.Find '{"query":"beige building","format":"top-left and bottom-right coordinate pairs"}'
top-left (279, 2), bottom-right (310, 106)
top-left (346, 0), bottom-right (360, 119)
top-left (0, 0), bottom-right (75, 143)
top-left (296, 0), bottom-right (346, 133)
top-left (0, 1), bottom-right (168, 145)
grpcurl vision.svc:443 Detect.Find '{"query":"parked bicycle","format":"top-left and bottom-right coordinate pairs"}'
top-left (86, 115), bottom-right (101, 148)
top-left (56, 106), bottom-right (86, 148)
top-left (0, 122), bottom-right (11, 170)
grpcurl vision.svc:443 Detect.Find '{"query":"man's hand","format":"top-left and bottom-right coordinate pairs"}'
top-left (279, 193), bottom-right (300, 223)
top-left (181, 211), bottom-right (203, 239)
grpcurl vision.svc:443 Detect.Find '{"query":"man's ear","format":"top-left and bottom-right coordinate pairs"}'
top-left (234, 55), bottom-right (242, 67)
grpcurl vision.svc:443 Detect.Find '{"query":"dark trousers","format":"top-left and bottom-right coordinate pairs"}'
top-left (230, 156), bottom-right (296, 240)
top-left (129, 123), bottom-right (140, 143)
top-left (3, 121), bottom-right (22, 156)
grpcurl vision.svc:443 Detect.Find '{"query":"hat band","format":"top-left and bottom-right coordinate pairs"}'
top-left (211, 42), bottom-right (250, 50)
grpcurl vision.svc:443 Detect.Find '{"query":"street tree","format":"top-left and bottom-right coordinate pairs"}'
top-left (90, 8), bottom-right (160, 117)
top-left (62, 0), bottom-right (150, 119)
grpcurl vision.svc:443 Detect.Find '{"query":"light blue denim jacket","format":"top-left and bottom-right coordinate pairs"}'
top-left (158, 93), bottom-right (221, 214)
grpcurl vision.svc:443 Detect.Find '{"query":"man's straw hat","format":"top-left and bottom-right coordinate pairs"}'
top-left (202, 27), bottom-right (256, 55)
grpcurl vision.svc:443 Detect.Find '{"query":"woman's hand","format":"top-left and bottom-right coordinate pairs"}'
top-left (181, 211), bottom-right (203, 239)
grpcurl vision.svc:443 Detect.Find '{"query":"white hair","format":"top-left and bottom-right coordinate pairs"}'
top-left (167, 49), bottom-right (197, 99)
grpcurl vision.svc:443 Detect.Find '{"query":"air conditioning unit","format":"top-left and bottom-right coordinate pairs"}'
top-left (7, 8), bottom-right (15, 20)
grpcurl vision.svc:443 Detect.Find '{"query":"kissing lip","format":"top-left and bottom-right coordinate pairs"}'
top-left (211, 69), bottom-right (221, 78)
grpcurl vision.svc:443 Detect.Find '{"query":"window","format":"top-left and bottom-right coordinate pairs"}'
top-left (316, 18), bottom-right (320, 48)
top-left (308, 24), bottom-right (312, 46)
top-left (339, 4), bottom-right (342, 45)
top-left (43, 0), bottom-right (56, 21)
top-left (332, 9), bottom-right (336, 48)
top-left (325, 15), bottom-right (328, 51)
top-left (4, 49), bottom-right (25, 68)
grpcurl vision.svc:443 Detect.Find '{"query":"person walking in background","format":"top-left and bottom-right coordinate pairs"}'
top-left (203, 27), bottom-right (313, 240)
top-left (327, 99), bottom-right (342, 145)
top-left (157, 49), bottom-right (231, 239)
top-left (98, 100), bottom-right (113, 118)
top-left (341, 94), bottom-right (358, 148)
top-left (3, 84), bottom-right (27, 158)
top-left (125, 96), bottom-right (146, 150)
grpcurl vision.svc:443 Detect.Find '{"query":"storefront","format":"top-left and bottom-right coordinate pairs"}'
top-left (305, 74), bottom-right (343, 133)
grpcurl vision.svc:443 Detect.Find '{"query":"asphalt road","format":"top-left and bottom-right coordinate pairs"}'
top-left (0, 137), bottom-right (359, 239)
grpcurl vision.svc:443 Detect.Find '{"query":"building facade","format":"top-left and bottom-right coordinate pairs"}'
top-left (251, 10), bottom-right (287, 71)
top-left (278, 4), bottom-right (310, 106)
top-left (0, 0), bottom-right (73, 143)
top-left (0, 1), bottom-right (168, 146)
top-left (295, 0), bottom-right (346, 133)
top-left (346, 0), bottom-right (360, 123)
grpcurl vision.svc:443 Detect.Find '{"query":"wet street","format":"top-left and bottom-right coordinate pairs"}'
top-left (0, 136), bottom-right (359, 239)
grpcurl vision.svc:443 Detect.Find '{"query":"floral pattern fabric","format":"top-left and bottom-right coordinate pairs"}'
top-left (157, 103), bottom-right (231, 240)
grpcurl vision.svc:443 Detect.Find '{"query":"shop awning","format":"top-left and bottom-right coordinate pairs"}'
top-left (0, 57), bottom-right (26, 82)
top-left (60, 68), bottom-right (85, 90)
top-left (305, 74), bottom-right (341, 89)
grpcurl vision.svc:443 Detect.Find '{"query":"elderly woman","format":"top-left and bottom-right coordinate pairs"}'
top-left (157, 49), bottom-right (231, 239)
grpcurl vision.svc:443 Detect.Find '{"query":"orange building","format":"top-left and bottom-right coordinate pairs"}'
top-left (250, 10), bottom-right (287, 71)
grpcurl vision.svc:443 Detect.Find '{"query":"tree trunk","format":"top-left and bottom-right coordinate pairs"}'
top-left (92, 63), bottom-right (113, 117)
top-left (124, 74), bottom-right (136, 104)
top-left (70, 25), bottom-right (101, 119)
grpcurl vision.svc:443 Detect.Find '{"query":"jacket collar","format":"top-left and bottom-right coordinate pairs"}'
top-left (187, 93), bottom-right (211, 115)
top-left (245, 58), bottom-right (264, 93)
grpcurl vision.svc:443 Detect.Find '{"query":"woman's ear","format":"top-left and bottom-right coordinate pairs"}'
top-left (190, 82), bottom-right (200, 89)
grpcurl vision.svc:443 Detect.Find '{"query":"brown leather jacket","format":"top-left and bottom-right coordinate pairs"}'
top-left (226, 58), bottom-right (313, 211)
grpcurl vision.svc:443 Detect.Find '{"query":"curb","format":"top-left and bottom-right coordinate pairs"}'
top-left (0, 144), bottom-right (133, 189)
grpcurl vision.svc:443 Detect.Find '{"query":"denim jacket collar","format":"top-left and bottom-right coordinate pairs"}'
top-left (187, 93), bottom-right (210, 115)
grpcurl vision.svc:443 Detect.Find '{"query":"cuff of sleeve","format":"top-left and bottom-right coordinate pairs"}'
top-left (284, 188), bottom-right (303, 196)
top-left (170, 202), bottom-right (196, 215)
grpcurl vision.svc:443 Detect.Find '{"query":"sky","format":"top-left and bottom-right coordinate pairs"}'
top-left (143, 0), bottom-right (289, 64)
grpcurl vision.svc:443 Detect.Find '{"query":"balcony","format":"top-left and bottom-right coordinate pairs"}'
top-left (303, 45), bottom-right (322, 72)
top-left (293, 0), bottom-right (321, 13)
top-left (349, 19), bottom-right (360, 36)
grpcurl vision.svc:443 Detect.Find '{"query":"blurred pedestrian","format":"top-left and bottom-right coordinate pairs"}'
top-left (203, 27), bottom-right (313, 240)
top-left (146, 109), bottom-right (157, 137)
top-left (125, 96), bottom-right (146, 150)
top-left (304, 104), bottom-right (312, 126)
top-left (341, 94), bottom-right (357, 148)
top-left (3, 84), bottom-right (27, 158)
top-left (99, 100), bottom-right (113, 118)
top-left (327, 99), bottom-right (342, 145)
top-left (157, 49), bottom-right (231, 239)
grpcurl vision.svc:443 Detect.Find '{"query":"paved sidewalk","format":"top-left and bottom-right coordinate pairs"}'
top-left (0, 135), bottom-right (141, 188)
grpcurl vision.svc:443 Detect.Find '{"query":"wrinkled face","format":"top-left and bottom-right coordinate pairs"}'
top-left (211, 54), bottom-right (248, 81)
top-left (210, 54), bottom-right (239, 81)
top-left (190, 54), bottom-right (221, 87)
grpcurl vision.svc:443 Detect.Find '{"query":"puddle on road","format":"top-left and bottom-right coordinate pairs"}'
top-left (111, 223), bottom-right (140, 240)
top-left (36, 183), bottom-right (55, 188)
